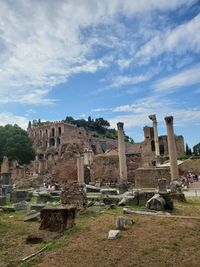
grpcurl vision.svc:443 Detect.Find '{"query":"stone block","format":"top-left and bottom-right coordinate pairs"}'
top-left (108, 230), bottom-right (121, 240)
top-left (2, 185), bottom-right (13, 195)
top-left (61, 182), bottom-right (87, 210)
top-left (30, 203), bottom-right (45, 211)
top-left (37, 193), bottom-right (52, 203)
top-left (0, 173), bottom-right (11, 185)
top-left (100, 188), bottom-right (118, 195)
top-left (0, 196), bottom-right (6, 206)
top-left (10, 191), bottom-right (32, 203)
top-left (2, 206), bottom-right (15, 212)
top-left (86, 185), bottom-right (100, 193)
top-left (24, 210), bottom-right (40, 221)
top-left (102, 196), bottom-right (120, 205)
top-left (14, 201), bottom-right (30, 211)
top-left (39, 207), bottom-right (76, 232)
top-left (116, 216), bottom-right (135, 230)
top-left (158, 178), bottom-right (167, 192)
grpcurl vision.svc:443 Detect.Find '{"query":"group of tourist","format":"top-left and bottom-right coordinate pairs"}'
top-left (43, 181), bottom-right (60, 191)
top-left (186, 173), bottom-right (200, 183)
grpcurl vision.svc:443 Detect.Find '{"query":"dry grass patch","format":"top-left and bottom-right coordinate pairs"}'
top-left (1, 198), bottom-right (200, 267)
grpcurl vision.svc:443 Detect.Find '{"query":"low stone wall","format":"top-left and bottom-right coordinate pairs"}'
top-left (135, 167), bottom-right (171, 189)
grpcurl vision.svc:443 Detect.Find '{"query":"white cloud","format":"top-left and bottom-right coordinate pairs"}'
top-left (108, 99), bottom-right (200, 130)
top-left (0, 0), bottom-right (197, 104)
top-left (153, 64), bottom-right (200, 92)
top-left (0, 112), bottom-right (29, 129)
top-left (110, 74), bottom-right (150, 88)
top-left (109, 66), bottom-right (161, 88)
top-left (136, 13), bottom-right (200, 63)
top-left (91, 108), bottom-right (112, 112)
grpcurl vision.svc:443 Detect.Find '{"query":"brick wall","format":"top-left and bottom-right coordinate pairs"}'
top-left (135, 167), bottom-right (171, 188)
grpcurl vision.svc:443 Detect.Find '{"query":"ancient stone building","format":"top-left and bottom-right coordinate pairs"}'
top-left (24, 119), bottom-right (185, 185)
top-left (27, 120), bottom-right (118, 160)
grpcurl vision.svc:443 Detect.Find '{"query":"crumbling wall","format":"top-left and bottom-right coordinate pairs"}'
top-left (51, 152), bottom-right (77, 182)
top-left (135, 167), bottom-right (171, 188)
top-left (90, 154), bottom-right (142, 183)
top-left (11, 167), bottom-right (26, 181)
top-left (90, 155), bottom-right (119, 183)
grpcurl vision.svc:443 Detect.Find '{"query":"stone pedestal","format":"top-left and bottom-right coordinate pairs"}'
top-left (158, 178), bottom-right (167, 192)
top-left (164, 116), bottom-right (179, 181)
top-left (117, 122), bottom-right (127, 182)
top-left (39, 207), bottom-right (76, 232)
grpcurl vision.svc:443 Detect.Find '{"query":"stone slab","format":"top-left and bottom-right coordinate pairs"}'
top-left (108, 230), bottom-right (121, 240)
top-left (24, 210), bottom-right (40, 221)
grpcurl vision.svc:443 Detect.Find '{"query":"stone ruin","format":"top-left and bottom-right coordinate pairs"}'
top-left (18, 117), bottom-right (185, 187)
top-left (61, 181), bottom-right (87, 211)
top-left (0, 115), bottom-right (187, 223)
top-left (39, 206), bottom-right (76, 232)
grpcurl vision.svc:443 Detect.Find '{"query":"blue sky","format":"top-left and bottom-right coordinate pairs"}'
top-left (0, 0), bottom-right (200, 148)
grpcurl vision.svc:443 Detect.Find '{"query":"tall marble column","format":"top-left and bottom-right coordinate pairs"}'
top-left (149, 114), bottom-right (160, 164)
top-left (117, 122), bottom-right (127, 182)
top-left (164, 116), bottom-right (179, 181)
top-left (77, 155), bottom-right (85, 184)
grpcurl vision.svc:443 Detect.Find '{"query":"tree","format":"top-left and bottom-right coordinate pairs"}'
top-left (63, 115), bottom-right (134, 143)
top-left (186, 143), bottom-right (192, 155)
top-left (193, 142), bottom-right (200, 156)
top-left (88, 116), bottom-right (92, 123)
top-left (0, 124), bottom-right (35, 164)
top-left (95, 118), bottom-right (110, 128)
top-left (65, 116), bottom-right (75, 124)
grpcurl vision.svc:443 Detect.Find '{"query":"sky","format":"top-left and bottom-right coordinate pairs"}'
top-left (0, 0), bottom-right (200, 148)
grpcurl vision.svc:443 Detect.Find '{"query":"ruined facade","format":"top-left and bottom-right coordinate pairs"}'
top-left (9, 119), bottom-right (185, 185)
top-left (27, 120), bottom-right (118, 160)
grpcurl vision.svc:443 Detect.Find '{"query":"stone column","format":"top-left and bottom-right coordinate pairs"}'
top-left (164, 116), bottom-right (179, 181)
top-left (1, 156), bottom-right (9, 173)
top-left (149, 114), bottom-right (160, 164)
top-left (117, 122), bottom-right (127, 182)
top-left (77, 155), bottom-right (85, 184)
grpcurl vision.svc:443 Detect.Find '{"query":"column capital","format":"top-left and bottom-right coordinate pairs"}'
top-left (117, 122), bottom-right (124, 130)
top-left (148, 114), bottom-right (157, 122)
top-left (164, 116), bottom-right (173, 124)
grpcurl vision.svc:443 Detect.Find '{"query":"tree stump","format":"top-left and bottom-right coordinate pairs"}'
top-left (39, 207), bottom-right (76, 232)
